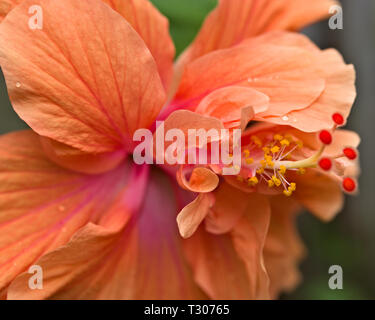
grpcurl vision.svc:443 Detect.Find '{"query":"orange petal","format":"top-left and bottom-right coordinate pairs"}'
top-left (102, 0), bottom-right (174, 89)
top-left (230, 193), bottom-right (271, 299)
top-left (294, 169), bottom-right (344, 221)
top-left (264, 126), bottom-right (360, 181)
top-left (0, 0), bottom-right (20, 22)
top-left (0, 0), bottom-right (165, 153)
top-left (157, 110), bottom-right (224, 158)
top-left (187, 0), bottom-right (336, 57)
top-left (177, 166), bottom-right (219, 193)
top-left (8, 169), bottom-right (204, 299)
top-left (205, 182), bottom-right (250, 234)
top-left (263, 49), bottom-right (355, 131)
top-left (161, 109), bottom-right (225, 140)
top-left (329, 130), bottom-right (361, 178)
top-left (223, 174), bottom-right (257, 194)
top-left (242, 32), bottom-right (355, 130)
top-left (264, 195), bottom-right (305, 298)
top-left (172, 0), bottom-right (336, 91)
top-left (0, 130), bottom-right (136, 294)
top-left (326, 129), bottom-right (361, 155)
top-left (183, 226), bottom-right (253, 299)
top-left (1, 0), bottom-right (175, 88)
top-left (177, 193), bottom-right (215, 239)
top-left (173, 33), bottom-right (326, 117)
top-left (40, 137), bottom-right (127, 175)
top-left (195, 86), bottom-right (268, 129)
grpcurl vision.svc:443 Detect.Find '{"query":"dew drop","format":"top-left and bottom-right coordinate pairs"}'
top-left (16, 82), bottom-right (21, 88)
top-left (282, 116), bottom-right (289, 121)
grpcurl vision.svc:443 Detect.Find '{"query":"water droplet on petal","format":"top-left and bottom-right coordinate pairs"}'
top-left (16, 82), bottom-right (21, 88)
top-left (282, 116), bottom-right (289, 121)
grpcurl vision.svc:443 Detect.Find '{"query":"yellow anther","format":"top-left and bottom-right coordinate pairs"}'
top-left (278, 165), bottom-right (287, 175)
top-left (256, 167), bottom-right (264, 174)
top-left (271, 146), bottom-right (280, 154)
top-left (271, 175), bottom-right (281, 187)
top-left (262, 147), bottom-right (270, 154)
top-left (274, 134), bottom-right (283, 141)
top-left (248, 176), bottom-right (259, 186)
top-left (298, 168), bottom-right (306, 175)
top-left (264, 155), bottom-right (273, 162)
top-left (268, 180), bottom-right (275, 188)
top-left (245, 157), bottom-right (254, 165)
top-left (283, 189), bottom-right (292, 197)
top-left (243, 149), bottom-right (250, 157)
top-left (285, 134), bottom-right (294, 142)
top-left (280, 139), bottom-right (290, 146)
top-left (289, 182), bottom-right (296, 191)
top-left (237, 176), bottom-right (244, 182)
top-left (260, 160), bottom-right (267, 167)
top-left (296, 141), bottom-right (303, 148)
top-left (251, 136), bottom-right (262, 147)
top-left (267, 160), bottom-right (274, 168)
top-left (264, 155), bottom-right (274, 167)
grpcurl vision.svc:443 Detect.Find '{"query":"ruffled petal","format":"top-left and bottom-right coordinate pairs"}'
top-left (177, 193), bottom-right (215, 239)
top-left (184, 193), bottom-right (271, 299)
top-left (0, 131), bottom-right (134, 294)
top-left (8, 169), bottom-right (204, 299)
top-left (205, 182), bottom-right (250, 234)
top-left (157, 110), bottom-right (224, 161)
top-left (264, 195), bottom-right (305, 298)
top-left (177, 166), bottom-right (219, 193)
top-left (183, 226), bottom-right (253, 299)
top-left (263, 49), bottom-right (356, 131)
top-left (230, 193), bottom-right (271, 299)
top-left (173, 32), bottom-right (326, 119)
top-left (173, 0), bottom-right (336, 89)
top-left (294, 169), bottom-right (344, 221)
top-left (1, 0), bottom-right (175, 88)
top-left (195, 86), bottom-right (269, 129)
top-left (0, 0), bottom-right (165, 153)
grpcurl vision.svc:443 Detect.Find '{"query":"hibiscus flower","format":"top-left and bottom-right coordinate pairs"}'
top-left (0, 0), bottom-right (358, 300)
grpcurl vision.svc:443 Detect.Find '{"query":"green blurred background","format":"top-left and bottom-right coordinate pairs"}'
top-left (0, 0), bottom-right (374, 299)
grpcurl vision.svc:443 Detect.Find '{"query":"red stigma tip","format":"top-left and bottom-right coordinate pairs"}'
top-left (332, 113), bottom-right (344, 125)
top-left (319, 130), bottom-right (332, 145)
top-left (319, 158), bottom-right (332, 171)
top-left (343, 147), bottom-right (357, 160)
top-left (343, 177), bottom-right (356, 192)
